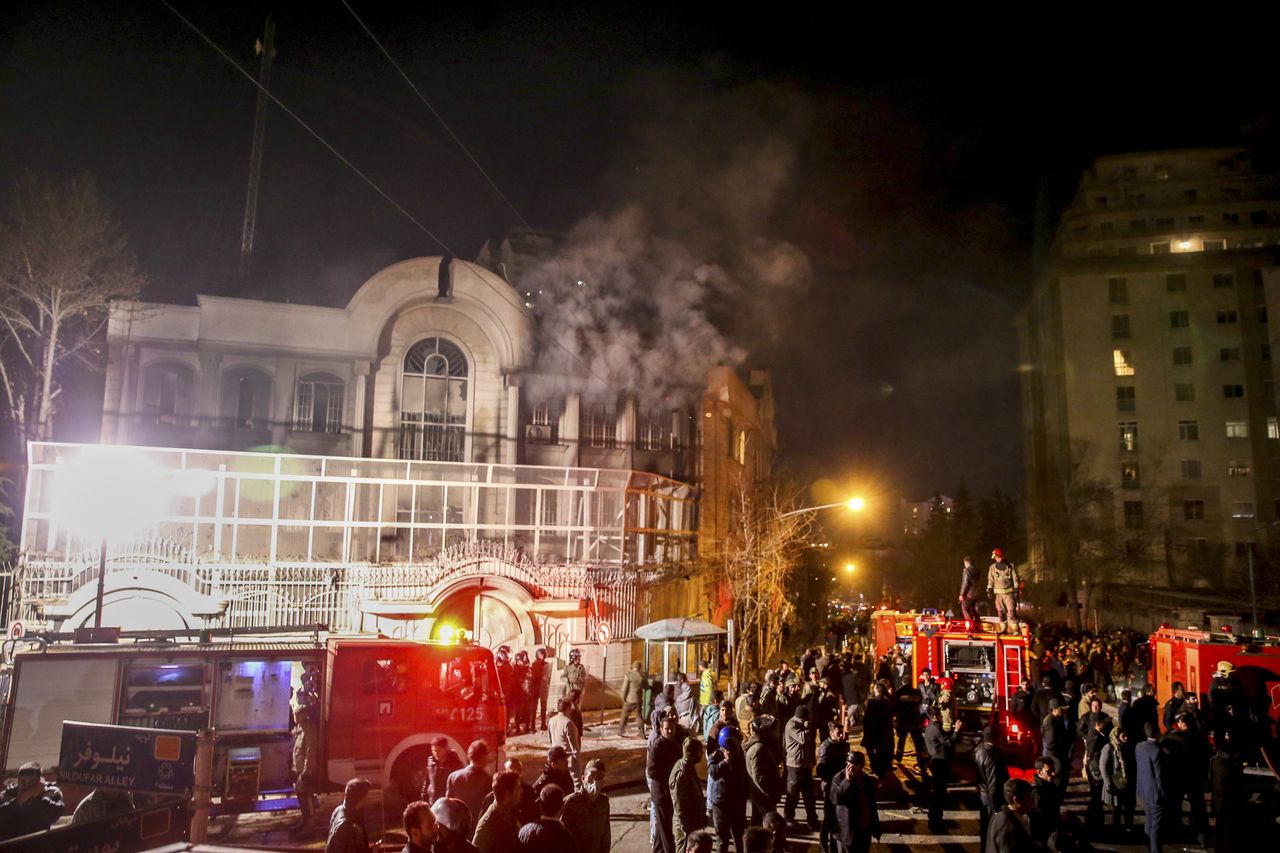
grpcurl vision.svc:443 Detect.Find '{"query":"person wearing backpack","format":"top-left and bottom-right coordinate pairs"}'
top-left (1099, 724), bottom-right (1136, 832)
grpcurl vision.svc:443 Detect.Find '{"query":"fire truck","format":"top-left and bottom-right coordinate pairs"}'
top-left (0, 629), bottom-right (507, 809)
top-left (1148, 623), bottom-right (1280, 721)
top-left (869, 609), bottom-right (926, 661)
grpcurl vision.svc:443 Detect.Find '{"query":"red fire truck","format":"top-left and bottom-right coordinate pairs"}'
top-left (1148, 624), bottom-right (1280, 721)
top-left (0, 631), bottom-right (507, 809)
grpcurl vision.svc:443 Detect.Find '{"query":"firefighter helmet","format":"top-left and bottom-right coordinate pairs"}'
top-left (1216, 660), bottom-right (1235, 676)
top-left (991, 548), bottom-right (1004, 560)
top-left (568, 648), bottom-right (582, 662)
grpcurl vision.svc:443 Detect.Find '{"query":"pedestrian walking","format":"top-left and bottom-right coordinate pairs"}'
top-left (841, 655), bottom-right (870, 727)
top-left (325, 778), bottom-right (371, 853)
top-left (621, 661), bottom-right (648, 736)
top-left (816, 723), bottom-right (850, 853)
top-left (676, 674), bottom-right (699, 729)
top-left (709, 727), bottom-right (749, 853)
top-left (892, 680), bottom-right (927, 777)
top-left (861, 682), bottom-right (894, 777)
top-left (517, 785), bottom-right (581, 853)
top-left (563, 759), bottom-right (611, 853)
top-left (745, 716), bottom-right (782, 825)
top-left (829, 751), bottom-right (880, 853)
top-left (782, 705), bottom-right (819, 830)
top-left (547, 698), bottom-right (583, 787)
top-left (447, 740), bottom-right (493, 828)
top-left (1135, 722), bottom-right (1166, 853)
top-left (650, 713), bottom-right (685, 853)
top-left (974, 726), bottom-right (1009, 853)
top-left (669, 730), bottom-right (706, 853)
top-left (1039, 699), bottom-right (1070, 786)
top-left (1099, 724), bottom-right (1135, 831)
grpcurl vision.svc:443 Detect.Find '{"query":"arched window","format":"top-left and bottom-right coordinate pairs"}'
top-left (221, 367), bottom-right (272, 430)
top-left (139, 362), bottom-right (194, 425)
top-left (399, 337), bottom-right (468, 461)
top-left (294, 372), bottom-right (344, 433)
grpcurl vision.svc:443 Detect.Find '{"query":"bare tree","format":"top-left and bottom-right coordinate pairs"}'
top-left (0, 175), bottom-right (143, 453)
top-left (722, 481), bottom-right (812, 679)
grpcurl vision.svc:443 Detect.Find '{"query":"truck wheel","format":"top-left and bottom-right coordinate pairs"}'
top-left (392, 748), bottom-right (431, 804)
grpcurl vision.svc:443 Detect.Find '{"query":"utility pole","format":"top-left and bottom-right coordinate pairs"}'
top-left (239, 18), bottom-right (276, 283)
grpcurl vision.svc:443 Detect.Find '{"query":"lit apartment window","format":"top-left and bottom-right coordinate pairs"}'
top-left (1184, 500), bottom-right (1205, 521)
top-left (1108, 277), bottom-right (1128, 303)
top-left (1228, 461), bottom-right (1252, 478)
top-left (1123, 500), bottom-right (1143, 528)
top-left (1178, 420), bottom-right (1199, 440)
top-left (1213, 273), bottom-right (1235, 288)
top-left (1111, 315), bottom-right (1131, 339)
top-left (1119, 421), bottom-right (1138, 452)
top-left (1174, 383), bottom-right (1195, 401)
top-left (1116, 386), bottom-right (1136, 412)
top-left (1269, 416), bottom-right (1280, 440)
top-left (1121, 463), bottom-right (1140, 490)
top-left (1166, 274), bottom-right (1187, 293)
top-left (1232, 501), bottom-right (1256, 520)
top-left (1113, 350), bottom-right (1135, 376)
top-left (1181, 460), bottom-right (1201, 480)
top-left (1226, 421), bottom-right (1248, 438)
top-left (1172, 346), bottom-right (1193, 365)
top-left (1223, 385), bottom-right (1245, 399)
top-left (1170, 311), bottom-right (1190, 329)
top-left (1204, 239), bottom-right (1227, 251)
top-left (1151, 242), bottom-right (1171, 254)
top-left (1220, 347), bottom-right (1242, 361)
top-left (1217, 310), bottom-right (1238, 324)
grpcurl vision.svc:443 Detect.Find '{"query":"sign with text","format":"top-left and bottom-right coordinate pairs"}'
top-left (58, 721), bottom-right (197, 795)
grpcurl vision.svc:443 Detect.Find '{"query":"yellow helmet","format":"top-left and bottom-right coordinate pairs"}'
top-left (1216, 660), bottom-right (1235, 675)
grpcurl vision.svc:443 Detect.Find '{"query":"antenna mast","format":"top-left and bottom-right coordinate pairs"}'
top-left (239, 17), bottom-right (276, 282)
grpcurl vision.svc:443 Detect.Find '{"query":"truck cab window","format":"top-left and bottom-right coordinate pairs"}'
top-left (363, 658), bottom-right (409, 695)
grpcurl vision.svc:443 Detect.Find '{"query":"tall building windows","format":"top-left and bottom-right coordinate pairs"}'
top-left (1269, 416), bottom-right (1280, 440)
top-left (1228, 460), bottom-right (1252, 478)
top-left (1113, 350), bottom-right (1135, 376)
top-left (1111, 315), bottom-right (1131, 339)
top-left (1217, 310), bottom-right (1239, 324)
top-left (221, 367), bottom-right (272, 430)
top-left (1116, 386), bottom-right (1136, 412)
top-left (1121, 463), bottom-right (1140, 490)
top-left (1184, 499), bottom-right (1206, 520)
top-left (1174, 383), bottom-right (1195, 401)
top-left (1223, 385), bottom-right (1246, 398)
top-left (294, 373), bottom-right (344, 434)
top-left (1204, 239), bottom-right (1227, 251)
top-left (1181, 459), bottom-right (1202, 480)
top-left (140, 362), bottom-right (194, 426)
top-left (1226, 421), bottom-right (1248, 438)
top-left (1223, 212), bottom-right (1240, 225)
top-left (584, 404), bottom-right (618, 448)
top-left (1220, 347), bottom-right (1242, 361)
top-left (1213, 273), bottom-right (1235, 289)
top-left (1170, 311), bottom-right (1190, 329)
top-left (1108, 277), bottom-right (1128, 303)
top-left (1151, 242), bottom-right (1171, 254)
top-left (1232, 501), bottom-right (1256, 520)
top-left (1172, 346), bottom-right (1193, 365)
top-left (1178, 420), bottom-right (1199, 440)
top-left (1118, 421), bottom-right (1138, 451)
top-left (398, 337), bottom-right (468, 462)
top-left (636, 408), bottom-right (673, 451)
top-left (1166, 273), bottom-right (1187, 293)
top-left (1123, 500), bottom-right (1143, 528)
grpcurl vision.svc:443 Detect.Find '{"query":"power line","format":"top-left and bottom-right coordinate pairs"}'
top-left (160, 0), bottom-right (457, 258)
top-left (338, 0), bottom-right (532, 231)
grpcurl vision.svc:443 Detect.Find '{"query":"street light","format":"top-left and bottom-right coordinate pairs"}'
top-left (779, 497), bottom-right (866, 519)
top-left (844, 563), bottom-right (856, 574)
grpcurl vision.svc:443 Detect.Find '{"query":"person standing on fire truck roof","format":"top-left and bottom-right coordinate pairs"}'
top-left (986, 549), bottom-right (1020, 625)
top-left (958, 557), bottom-right (981, 624)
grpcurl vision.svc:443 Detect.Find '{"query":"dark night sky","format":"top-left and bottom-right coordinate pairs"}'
top-left (3, 2), bottom-right (1278, 517)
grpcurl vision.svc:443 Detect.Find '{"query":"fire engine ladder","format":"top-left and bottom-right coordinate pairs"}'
top-left (1000, 644), bottom-right (1023, 710)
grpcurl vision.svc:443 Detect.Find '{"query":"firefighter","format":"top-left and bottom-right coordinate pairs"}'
top-left (986, 549), bottom-right (1020, 626)
top-left (957, 556), bottom-right (981, 623)
top-left (290, 663), bottom-right (322, 835)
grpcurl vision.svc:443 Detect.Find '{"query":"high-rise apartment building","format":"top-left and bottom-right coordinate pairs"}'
top-left (1019, 147), bottom-right (1280, 593)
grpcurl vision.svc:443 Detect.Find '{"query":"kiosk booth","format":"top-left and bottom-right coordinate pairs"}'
top-left (635, 617), bottom-right (726, 687)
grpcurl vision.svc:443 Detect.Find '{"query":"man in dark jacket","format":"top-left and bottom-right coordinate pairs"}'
top-left (1028, 758), bottom-right (1059, 845)
top-left (958, 556), bottom-right (981, 623)
top-left (402, 800), bottom-right (438, 853)
top-left (841, 656), bottom-right (871, 726)
top-left (861, 682), bottom-right (894, 777)
top-left (649, 714), bottom-right (685, 853)
top-left (782, 706), bottom-right (818, 830)
top-left (923, 708), bottom-right (961, 828)
top-left (448, 740), bottom-right (494, 827)
top-left (534, 747), bottom-right (575, 799)
top-left (744, 716), bottom-right (782, 825)
top-left (474, 771), bottom-right (523, 853)
top-left (1210, 732), bottom-right (1242, 853)
top-left (0, 762), bottom-right (64, 841)
top-left (516, 785), bottom-right (580, 853)
top-left (709, 728), bottom-right (749, 853)
top-left (1039, 699), bottom-right (1070, 786)
top-left (1135, 722), bottom-right (1165, 853)
top-left (479, 758), bottom-right (539, 827)
top-left (1164, 711), bottom-right (1209, 844)
top-left (892, 681), bottom-right (927, 779)
top-left (987, 779), bottom-right (1037, 853)
top-left (432, 798), bottom-right (481, 853)
top-left (563, 759), bottom-right (610, 853)
top-left (669, 736), bottom-right (706, 853)
top-left (829, 751), bottom-right (880, 853)
top-left (423, 737), bottom-right (465, 803)
top-left (974, 726), bottom-right (1009, 853)
top-left (816, 723), bottom-right (850, 853)
top-left (326, 778), bottom-right (372, 853)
